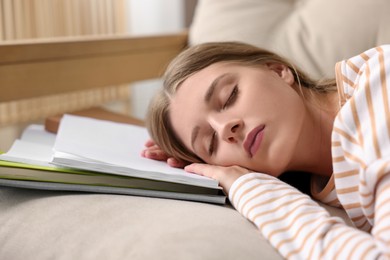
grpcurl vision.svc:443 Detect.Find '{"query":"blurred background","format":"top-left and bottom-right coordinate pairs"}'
top-left (0, 0), bottom-right (197, 151)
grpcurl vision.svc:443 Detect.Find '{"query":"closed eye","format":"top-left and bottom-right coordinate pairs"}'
top-left (223, 85), bottom-right (239, 110)
top-left (208, 85), bottom-right (239, 156)
top-left (208, 131), bottom-right (217, 156)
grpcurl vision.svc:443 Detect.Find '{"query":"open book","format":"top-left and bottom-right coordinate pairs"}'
top-left (0, 115), bottom-right (225, 204)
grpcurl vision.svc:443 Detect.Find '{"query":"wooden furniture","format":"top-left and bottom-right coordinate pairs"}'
top-left (0, 32), bottom-right (188, 127)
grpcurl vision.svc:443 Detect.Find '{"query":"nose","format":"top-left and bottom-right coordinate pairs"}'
top-left (208, 115), bottom-right (243, 143)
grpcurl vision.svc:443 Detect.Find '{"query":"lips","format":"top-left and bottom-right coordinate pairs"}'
top-left (244, 125), bottom-right (265, 157)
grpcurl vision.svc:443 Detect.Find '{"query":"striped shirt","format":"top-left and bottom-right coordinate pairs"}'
top-left (229, 45), bottom-right (390, 259)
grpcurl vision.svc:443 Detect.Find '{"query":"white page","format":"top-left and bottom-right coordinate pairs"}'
top-left (20, 124), bottom-right (56, 146)
top-left (0, 125), bottom-right (57, 167)
top-left (0, 140), bottom-right (54, 167)
top-left (54, 115), bottom-right (217, 186)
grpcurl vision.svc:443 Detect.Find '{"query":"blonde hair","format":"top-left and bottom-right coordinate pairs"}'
top-left (146, 42), bottom-right (336, 163)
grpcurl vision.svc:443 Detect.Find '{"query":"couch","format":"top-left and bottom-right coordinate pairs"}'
top-left (1, 0), bottom-right (389, 259)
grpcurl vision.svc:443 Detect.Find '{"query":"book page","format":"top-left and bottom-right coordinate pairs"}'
top-left (54, 115), bottom-right (218, 187)
top-left (0, 125), bottom-right (56, 167)
top-left (0, 140), bottom-right (55, 167)
top-left (21, 124), bottom-right (56, 146)
top-left (0, 124), bottom-right (55, 167)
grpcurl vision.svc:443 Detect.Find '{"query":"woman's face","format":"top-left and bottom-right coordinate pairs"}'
top-left (169, 62), bottom-right (307, 177)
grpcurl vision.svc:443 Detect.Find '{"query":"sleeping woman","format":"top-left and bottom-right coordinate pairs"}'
top-left (142, 42), bottom-right (390, 259)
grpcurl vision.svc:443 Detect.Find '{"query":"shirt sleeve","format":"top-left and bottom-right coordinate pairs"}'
top-left (228, 173), bottom-right (385, 259)
top-left (332, 45), bottom-right (390, 257)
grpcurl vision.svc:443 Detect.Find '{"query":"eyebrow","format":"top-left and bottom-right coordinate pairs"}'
top-left (191, 73), bottom-right (230, 151)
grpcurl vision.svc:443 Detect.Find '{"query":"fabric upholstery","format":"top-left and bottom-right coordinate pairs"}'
top-left (0, 188), bottom-right (283, 259)
top-left (190, 0), bottom-right (390, 79)
top-left (0, 187), bottom-right (351, 259)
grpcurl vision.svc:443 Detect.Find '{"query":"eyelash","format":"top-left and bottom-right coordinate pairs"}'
top-left (223, 85), bottom-right (239, 110)
top-left (208, 132), bottom-right (217, 156)
top-left (208, 85), bottom-right (239, 156)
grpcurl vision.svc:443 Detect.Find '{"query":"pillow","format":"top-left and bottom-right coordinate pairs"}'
top-left (189, 0), bottom-right (390, 79)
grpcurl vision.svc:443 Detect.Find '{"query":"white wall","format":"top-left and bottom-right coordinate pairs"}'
top-left (126, 0), bottom-right (185, 119)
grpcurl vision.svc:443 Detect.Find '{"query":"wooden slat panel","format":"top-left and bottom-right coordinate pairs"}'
top-left (2, 0), bottom-right (14, 39)
top-left (0, 32), bottom-right (188, 102)
top-left (0, 32), bottom-right (187, 63)
top-left (0, 0), bottom-right (3, 40)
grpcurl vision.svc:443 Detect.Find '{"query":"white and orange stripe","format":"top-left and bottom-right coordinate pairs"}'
top-left (229, 45), bottom-right (390, 259)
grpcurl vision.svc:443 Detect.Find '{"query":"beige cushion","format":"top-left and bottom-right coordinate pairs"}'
top-left (0, 187), bottom-right (351, 259)
top-left (190, 0), bottom-right (390, 79)
top-left (0, 188), bottom-right (284, 260)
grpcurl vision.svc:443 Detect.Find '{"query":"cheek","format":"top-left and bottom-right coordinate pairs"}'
top-left (210, 147), bottom-right (245, 167)
top-left (255, 87), bottom-right (300, 115)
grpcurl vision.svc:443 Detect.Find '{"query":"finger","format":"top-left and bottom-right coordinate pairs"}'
top-left (184, 163), bottom-right (199, 174)
top-left (146, 146), bottom-right (173, 160)
top-left (144, 150), bottom-right (170, 161)
top-left (144, 139), bottom-right (156, 147)
top-left (184, 163), bottom-right (215, 177)
top-left (145, 145), bottom-right (163, 153)
top-left (167, 158), bottom-right (188, 168)
top-left (140, 148), bottom-right (157, 157)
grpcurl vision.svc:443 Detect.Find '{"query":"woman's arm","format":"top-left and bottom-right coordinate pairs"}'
top-left (371, 172), bottom-right (390, 253)
top-left (186, 164), bottom-right (390, 259)
top-left (229, 171), bottom-right (390, 259)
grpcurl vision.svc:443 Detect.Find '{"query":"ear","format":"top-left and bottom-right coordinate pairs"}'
top-left (266, 62), bottom-right (295, 86)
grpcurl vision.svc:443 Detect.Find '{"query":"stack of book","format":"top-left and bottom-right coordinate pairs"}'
top-left (0, 115), bottom-right (225, 204)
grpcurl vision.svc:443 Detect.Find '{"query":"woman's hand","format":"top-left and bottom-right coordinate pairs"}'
top-left (141, 139), bottom-right (187, 168)
top-left (184, 163), bottom-right (251, 194)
